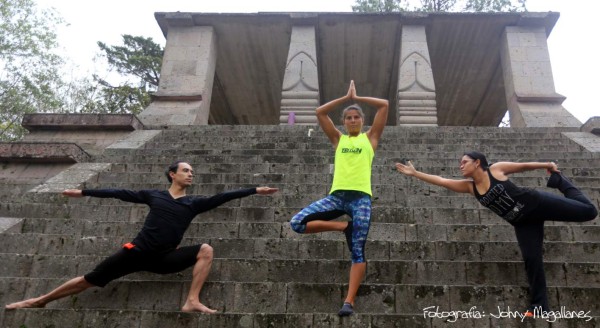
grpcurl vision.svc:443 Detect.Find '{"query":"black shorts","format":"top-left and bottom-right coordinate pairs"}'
top-left (84, 244), bottom-right (202, 287)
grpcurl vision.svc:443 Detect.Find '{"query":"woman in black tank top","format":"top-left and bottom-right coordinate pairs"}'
top-left (395, 151), bottom-right (597, 316)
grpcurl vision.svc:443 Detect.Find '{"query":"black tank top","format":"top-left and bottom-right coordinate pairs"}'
top-left (473, 168), bottom-right (540, 223)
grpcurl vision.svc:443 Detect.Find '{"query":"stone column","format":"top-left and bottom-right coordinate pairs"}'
top-left (500, 26), bottom-right (580, 127)
top-left (397, 25), bottom-right (437, 126)
top-left (138, 26), bottom-right (217, 127)
top-left (279, 25), bottom-right (319, 125)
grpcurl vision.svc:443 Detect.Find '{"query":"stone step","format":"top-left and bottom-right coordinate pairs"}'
top-left (90, 169), bottom-right (600, 182)
top-left (2, 255), bottom-right (599, 288)
top-left (2, 234), bottom-right (599, 262)
top-left (4, 308), bottom-right (598, 328)
top-left (80, 173), bottom-right (600, 195)
top-left (15, 218), bottom-right (600, 242)
top-left (150, 136), bottom-right (576, 146)
top-left (2, 200), bottom-right (598, 226)
top-left (104, 149), bottom-right (600, 168)
top-left (153, 127), bottom-right (576, 138)
top-left (88, 172), bottom-right (600, 191)
top-left (103, 161), bottom-right (600, 174)
top-left (132, 145), bottom-right (585, 158)
top-left (129, 139), bottom-right (585, 151)
top-left (1, 279), bottom-right (598, 316)
top-left (0, 185), bottom-right (33, 198)
top-left (4, 123), bottom-right (600, 326)
top-left (152, 125), bottom-right (578, 139)
top-left (132, 141), bottom-right (587, 154)
top-left (12, 161), bottom-right (588, 184)
top-left (19, 184), bottom-right (595, 211)
top-left (0, 309), bottom-right (416, 328)
top-left (139, 137), bottom-right (585, 149)
top-left (100, 151), bottom-right (597, 166)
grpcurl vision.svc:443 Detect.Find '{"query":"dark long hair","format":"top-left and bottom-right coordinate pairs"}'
top-left (464, 151), bottom-right (489, 171)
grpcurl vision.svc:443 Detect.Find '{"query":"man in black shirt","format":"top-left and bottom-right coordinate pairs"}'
top-left (6, 161), bottom-right (278, 313)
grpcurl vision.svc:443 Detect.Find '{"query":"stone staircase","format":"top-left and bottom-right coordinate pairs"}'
top-left (1, 125), bottom-right (599, 327)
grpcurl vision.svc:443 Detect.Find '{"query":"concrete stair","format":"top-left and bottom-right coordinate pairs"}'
top-left (1, 125), bottom-right (599, 327)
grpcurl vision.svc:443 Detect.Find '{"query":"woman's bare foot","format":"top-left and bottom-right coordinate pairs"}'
top-left (181, 300), bottom-right (217, 313)
top-left (5, 298), bottom-right (46, 310)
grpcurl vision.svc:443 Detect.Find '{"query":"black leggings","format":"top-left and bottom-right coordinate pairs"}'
top-left (84, 244), bottom-right (202, 287)
top-left (513, 179), bottom-right (597, 310)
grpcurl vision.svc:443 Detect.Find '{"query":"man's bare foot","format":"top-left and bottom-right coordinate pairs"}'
top-left (181, 300), bottom-right (217, 314)
top-left (5, 298), bottom-right (46, 310)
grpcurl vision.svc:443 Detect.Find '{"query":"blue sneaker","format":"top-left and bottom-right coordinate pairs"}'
top-left (338, 302), bottom-right (354, 316)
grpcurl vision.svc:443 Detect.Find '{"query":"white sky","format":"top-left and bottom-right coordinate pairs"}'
top-left (37, 0), bottom-right (598, 124)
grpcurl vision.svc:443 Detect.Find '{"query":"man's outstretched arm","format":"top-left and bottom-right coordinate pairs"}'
top-left (198, 186), bottom-right (279, 212)
top-left (63, 188), bottom-right (148, 204)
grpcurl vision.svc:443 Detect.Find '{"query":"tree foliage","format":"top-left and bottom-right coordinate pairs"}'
top-left (82, 35), bottom-right (163, 115)
top-left (417, 0), bottom-right (457, 12)
top-left (464, 0), bottom-right (526, 12)
top-left (352, 0), bottom-right (527, 12)
top-left (352, 0), bottom-right (406, 12)
top-left (0, 0), bottom-right (65, 141)
top-left (0, 3), bottom-right (164, 142)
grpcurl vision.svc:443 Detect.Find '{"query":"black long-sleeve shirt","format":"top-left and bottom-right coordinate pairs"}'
top-left (82, 188), bottom-right (257, 252)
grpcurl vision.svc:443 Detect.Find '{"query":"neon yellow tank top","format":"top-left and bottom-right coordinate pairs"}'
top-left (330, 133), bottom-right (374, 196)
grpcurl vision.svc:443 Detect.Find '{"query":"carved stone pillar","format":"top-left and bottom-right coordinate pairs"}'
top-left (500, 26), bottom-right (580, 127)
top-left (280, 25), bottom-right (319, 125)
top-left (139, 25), bottom-right (217, 127)
top-left (397, 25), bottom-right (438, 126)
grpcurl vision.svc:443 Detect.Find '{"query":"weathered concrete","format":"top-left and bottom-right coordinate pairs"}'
top-left (397, 25), bottom-right (437, 126)
top-left (0, 217), bottom-right (22, 233)
top-left (2, 125), bottom-right (599, 327)
top-left (280, 21), bottom-right (320, 125)
top-left (20, 114), bottom-right (144, 156)
top-left (0, 142), bottom-right (90, 163)
top-left (21, 113), bottom-right (143, 131)
top-left (582, 116), bottom-right (600, 136)
top-left (500, 26), bottom-right (581, 127)
top-left (0, 162), bottom-right (73, 196)
top-left (28, 163), bottom-right (112, 193)
top-left (139, 25), bottom-right (217, 126)
top-left (563, 132), bottom-right (600, 153)
top-left (106, 130), bottom-right (162, 150)
top-left (153, 12), bottom-right (573, 127)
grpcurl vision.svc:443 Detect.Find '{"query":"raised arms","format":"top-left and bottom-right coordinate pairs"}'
top-left (316, 80), bottom-right (389, 150)
top-left (315, 81), bottom-right (354, 148)
top-left (362, 94), bottom-right (388, 151)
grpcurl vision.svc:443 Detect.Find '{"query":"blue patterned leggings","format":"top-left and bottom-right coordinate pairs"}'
top-left (290, 190), bottom-right (372, 263)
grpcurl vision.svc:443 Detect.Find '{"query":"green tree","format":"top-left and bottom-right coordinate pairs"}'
top-left (464, 0), bottom-right (526, 12)
top-left (81, 35), bottom-right (163, 115)
top-left (352, 0), bottom-right (407, 12)
top-left (417, 0), bottom-right (457, 12)
top-left (352, 0), bottom-right (527, 12)
top-left (0, 0), bottom-right (65, 141)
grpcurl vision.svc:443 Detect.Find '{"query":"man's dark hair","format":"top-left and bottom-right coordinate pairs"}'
top-left (165, 161), bottom-right (185, 183)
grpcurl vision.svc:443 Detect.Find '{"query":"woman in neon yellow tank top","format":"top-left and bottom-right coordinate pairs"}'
top-left (290, 80), bottom-right (388, 316)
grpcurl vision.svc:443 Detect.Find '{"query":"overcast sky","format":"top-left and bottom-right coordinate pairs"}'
top-left (37, 0), bottom-right (598, 124)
